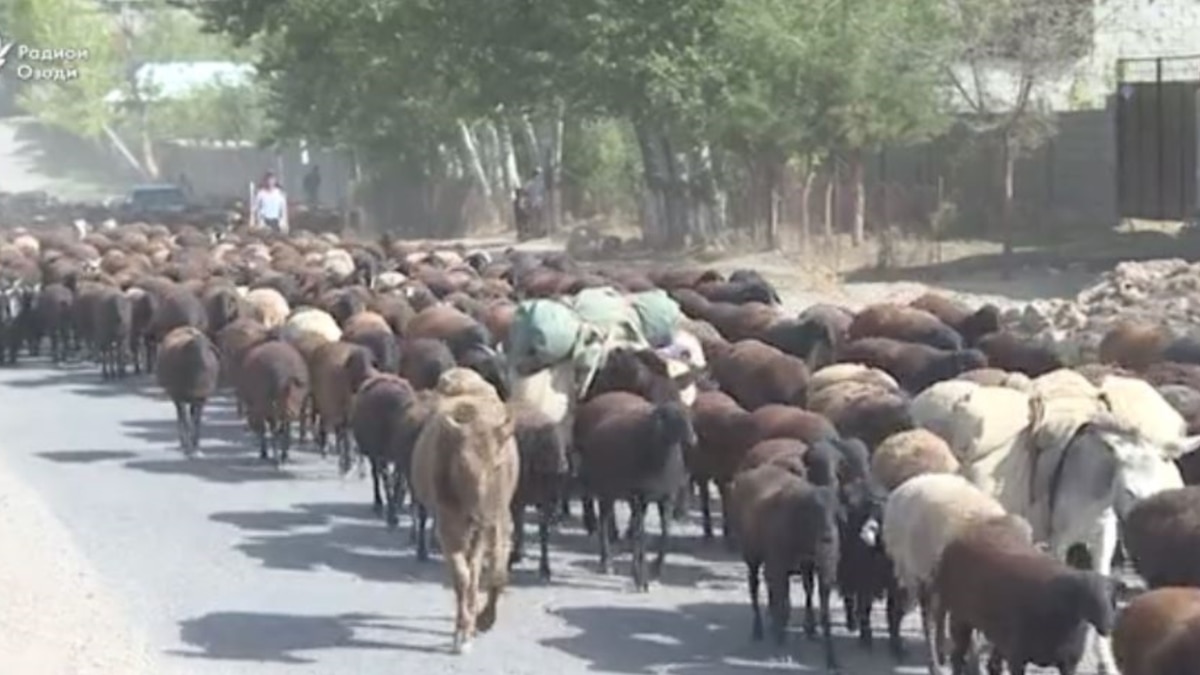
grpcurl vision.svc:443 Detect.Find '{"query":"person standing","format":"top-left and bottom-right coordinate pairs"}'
top-left (253, 172), bottom-right (289, 233)
top-left (303, 165), bottom-right (321, 208)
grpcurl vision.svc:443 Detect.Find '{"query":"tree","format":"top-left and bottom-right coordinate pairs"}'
top-left (937, 0), bottom-right (1094, 257)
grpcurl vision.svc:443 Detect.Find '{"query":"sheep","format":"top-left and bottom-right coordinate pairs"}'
top-left (310, 341), bottom-right (372, 469)
top-left (148, 286), bottom-right (208, 368)
top-left (202, 284), bottom-right (246, 334)
top-left (848, 303), bottom-right (963, 350)
top-left (710, 339), bottom-right (809, 409)
top-left (758, 315), bottom-right (839, 369)
top-left (409, 368), bottom-right (518, 654)
top-left (1163, 336), bottom-right (1200, 366)
top-left (341, 315), bottom-right (400, 374)
top-left (154, 326), bottom-right (221, 456)
top-left (582, 346), bottom-right (684, 405)
top-left (1112, 587), bottom-right (1200, 675)
top-left (509, 404), bottom-right (571, 581)
top-left (244, 287), bottom-right (291, 329)
top-left (238, 340), bottom-right (311, 464)
top-left (214, 318), bottom-right (272, 416)
top-left (935, 515), bottom-right (1117, 675)
top-left (349, 364), bottom-right (431, 527)
top-left (871, 429), bottom-right (960, 491)
top-left (281, 306), bottom-right (342, 346)
top-left (573, 391), bottom-right (696, 590)
top-left (838, 337), bottom-right (987, 394)
top-left (908, 293), bottom-right (1000, 346)
top-left (1143, 360), bottom-right (1200, 392)
top-left (1098, 319), bottom-right (1170, 370)
top-left (94, 287), bottom-right (133, 379)
top-left (809, 380), bottom-right (912, 451)
top-left (688, 390), bottom-right (758, 542)
top-left (34, 283), bottom-right (73, 364)
top-left (738, 437), bottom-right (810, 475)
top-left (694, 278), bottom-right (780, 305)
top-left (955, 366), bottom-right (1033, 391)
top-left (751, 404), bottom-right (838, 445)
top-left (399, 337), bottom-right (457, 390)
top-left (1122, 486), bottom-right (1200, 588)
top-left (976, 331), bottom-right (1064, 377)
top-left (808, 363), bottom-right (900, 395)
top-left (882, 473), bottom-right (1021, 675)
top-left (731, 443), bottom-right (841, 670)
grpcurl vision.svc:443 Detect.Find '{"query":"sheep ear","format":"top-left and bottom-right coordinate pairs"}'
top-left (1169, 434), bottom-right (1200, 458)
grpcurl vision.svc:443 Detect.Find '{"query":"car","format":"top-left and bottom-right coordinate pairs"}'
top-left (116, 183), bottom-right (190, 223)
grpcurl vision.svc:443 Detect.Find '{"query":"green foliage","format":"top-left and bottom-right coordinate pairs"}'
top-left (137, 82), bottom-right (266, 141)
top-left (562, 117), bottom-right (640, 216)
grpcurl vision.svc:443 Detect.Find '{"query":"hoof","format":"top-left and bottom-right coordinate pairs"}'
top-left (452, 637), bottom-right (472, 655)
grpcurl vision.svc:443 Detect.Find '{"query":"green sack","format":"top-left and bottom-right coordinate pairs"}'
top-left (568, 286), bottom-right (647, 345)
top-left (630, 289), bottom-right (682, 348)
top-left (505, 298), bottom-right (581, 375)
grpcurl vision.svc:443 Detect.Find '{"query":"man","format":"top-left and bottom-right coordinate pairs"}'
top-left (303, 165), bottom-right (321, 207)
top-left (253, 172), bottom-right (289, 233)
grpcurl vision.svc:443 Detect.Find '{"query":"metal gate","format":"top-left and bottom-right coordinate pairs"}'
top-left (1115, 56), bottom-right (1200, 221)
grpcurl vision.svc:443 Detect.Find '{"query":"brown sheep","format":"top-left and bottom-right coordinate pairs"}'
top-left (697, 301), bottom-right (777, 342)
top-left (908, 293), bottom-right (1000, 346)
top-left (239, 340), bottom-right (311, 464)
top-left (409, 368), bottom-right (518, 654)
top-left (1143, 361), bottom-right (1200, 392)
top-left (214, 318), bottom-right (272, 417)
top-left (736, 437), bottom-right (809, 476)
top-left (710, 339), bottom-right (809, 409)
top-left (1099, 319), bottom-right (1170, 371)
top-left (1112, 587), bottom-right (1200, 675)
top-left (34, 283), bottom-right (73, 364)
top-left (370, 292), bottom-right (416, 337)
top-left (1123, 486), bottom-right (1200, 588)
top-left (807, 380), bottom-right (911, 450)
top-left (731, 446), bottom-right (841, 670)
top-left (935, 516), bottom-right (1117, 675)
top-left (148, 285), bottom-right (208, 369)
top-left (399, 337), bottom-right (457, 390)
top-left (750, 404), bottom-right (837, 446)
top-left (94, 287), bottom-right (133, 380)
top-left (837, 337), bottom-right (987, 393)
top-left (310, 341), bottom-right (373, 468)
top-left (848, 303), bottom-right (963, 350)
top-left (155, 326), bottom-right (221, 456)
top-left (509, 404), bottom-right (571, 581)
top-left (976, 331), bottom-right (1064, 377)
top-left (688, 391), bottom-right (758, 542)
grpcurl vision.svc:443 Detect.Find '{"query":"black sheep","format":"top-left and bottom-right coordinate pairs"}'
top-left (574, 392), bottom-right (696, 590)
top-left (509, 405), bottom-right (571, 581)
top-left (155, 326), bottom-right (221, 456)
top-left (94, 288), bottom-right (133, 379)
top-left (398, 337), bottom-right (457, 390)
top-left (349, 367), bottom-right (429, 528)
top-left (239, 340), bottom-right (311, 464)
top-left (35, 282), bottom-right (73, 364)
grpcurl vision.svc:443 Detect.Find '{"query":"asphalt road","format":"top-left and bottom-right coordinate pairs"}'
top-left (0, 362), bottom-right (1096, 675)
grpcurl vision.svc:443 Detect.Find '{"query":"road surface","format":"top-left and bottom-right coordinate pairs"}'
top-left (0, 361), bottom-right (1100, 675)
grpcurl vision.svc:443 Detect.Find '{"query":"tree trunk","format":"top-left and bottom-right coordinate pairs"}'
top-left (695, 143), bottom-right (726, 246)
top-left (824, 162), bottom-right (836, 239)
top-left (764, 156), bottom-right (781, 250)
top-left (102, 124), bottom-right (146, 178)
top-left (544, 102), bottom-right (565, 233)
top-left (799, 165), bottom-right (815, 251)
top-left (660, 134), bottom-right (689, 250)
top-left (1001, 130), bottom-right (1016, 275)
top-left (635, 123), bottom-right (668, 248)
top-left (520, 114), bottom-right (541, 173)
top-left (458, 120), bottom-right (492, 199)
top-left (850, 148), bottom-right (865, 246)
top-left (497, 117), bottom-right (521, 194)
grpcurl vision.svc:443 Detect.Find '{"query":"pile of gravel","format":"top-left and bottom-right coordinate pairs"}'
top-left (1002, 259), bottom-right (1200, 362)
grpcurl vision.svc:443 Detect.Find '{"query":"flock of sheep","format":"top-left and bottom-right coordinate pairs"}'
top-left (3, 219), bottom-right (1200, 674)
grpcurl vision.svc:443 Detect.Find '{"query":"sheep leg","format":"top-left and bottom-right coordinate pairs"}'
top-left (415, 504), bottom-right (431, 562)
top-left (651, 498), bottom-right (669, 579)
top-left (173, 401), bottom-right (190, 453)
top-left (448, 550), bottom-right (475, 654)
top-left (802, 567), bottom-right (818, 638)
top-left (536, 502), bottom-right (552, 581)
top-left (597, 500), bottom-right (615, 575)
top-left (985, 651), bottom-right (1003, 675)
top-left (477, 522), bottom-right (510, 632)
top-left (844, 595), bottom-right (859, 634)
top-left (765, 564), bottom-right (791, 646)
top-left (670, 483), bottom-right (689, 521)
top-left (856, 590), bottom-right (874, 648)
top-left (630, 495), bottom-right (649, 592)
top-left (1078, 512), bottom-right (1120, 675)
top-left (384, 464), bottom-right (404, 529)
top-left (336, 427), bottom-right (352, 476)
top-left (279, 420), bottom-right (292, 464)
top-left (886, 585), bottom-right (908, 660)
top-left (718, 483), bottom-right (736, 550)
top-left (919, 586), bottom-right (946, 674)
top-left (818, 570), bottom-right (838, 673)
top-left (698, 479), bottom-right (714, 540)
top-left (369, 458), bottom-right (385, 516)
top-left (747, 561), bottom-right (765, 641)
top-left (188, 401), bottom-right (205, 456)
top-left (508, 504), bottom-right (526, 569)
top-left (947, 616), bottom-right (972, 675)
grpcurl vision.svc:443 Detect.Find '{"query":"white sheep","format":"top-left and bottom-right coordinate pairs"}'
top-left (322, 248), bottom-right (356, 282)
top-left (282, 307), bottom-right (342, 346)
top-left (871, 428), bottom-right (960, 492)
top-left (909, 379), bottom-right (979, 443)
top-left (809, 363), bottom-right (900, 396)
top-left (244, 287), bottom-right (291, 329)
top-left (1098, 374), bottom-right (1200, 458)
top-left (374, 270), bottom-right (408, 292)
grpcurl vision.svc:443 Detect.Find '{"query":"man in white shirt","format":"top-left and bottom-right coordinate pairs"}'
top-left (254, 173), bottom-right (289, 233)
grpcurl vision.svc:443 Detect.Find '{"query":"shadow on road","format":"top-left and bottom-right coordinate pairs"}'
top-left (171, 611), bottom-right (430, 663)
top-left (124, 448), bottom-right (302, 484)
top-left (38, 450), bottom-right (140, 464)
top-left (542, 601), bottom-right (875, 674)
top-left (2, 366), bottom-right (162, 398)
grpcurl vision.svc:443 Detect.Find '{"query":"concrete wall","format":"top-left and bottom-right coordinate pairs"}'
top-left (153, 141), bottom-right (353, 206)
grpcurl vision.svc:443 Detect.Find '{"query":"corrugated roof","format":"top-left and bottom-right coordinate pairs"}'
top-left (104, 61), bottom-right (253, 104)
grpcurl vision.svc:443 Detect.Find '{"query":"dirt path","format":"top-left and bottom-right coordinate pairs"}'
top-left (0, 452), bottom-right (156, 675)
